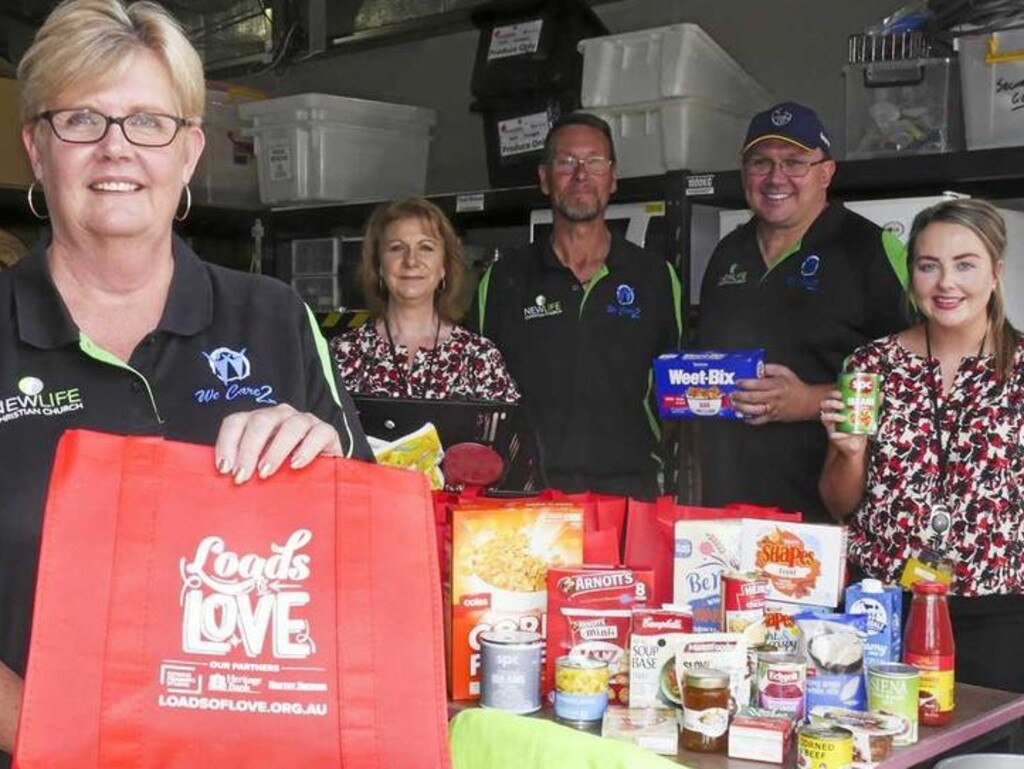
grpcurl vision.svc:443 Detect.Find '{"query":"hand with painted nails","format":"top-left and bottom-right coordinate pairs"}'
top-left (214, 404), bottom-right (343, 484)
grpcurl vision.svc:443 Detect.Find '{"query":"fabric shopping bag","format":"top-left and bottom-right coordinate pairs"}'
top-left (15, 430), bottom-right (451, 769)
top-left (623, 497), bottom-right (802, 605)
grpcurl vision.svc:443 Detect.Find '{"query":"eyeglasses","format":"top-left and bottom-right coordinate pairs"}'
top-left (743, 156), bottom-right (829, 178)
top-left (550, 155), bottom-right (614, 176)
top-left (35, 109), bottom-right (189, 148)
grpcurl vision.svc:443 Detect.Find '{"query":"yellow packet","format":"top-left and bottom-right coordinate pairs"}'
top-left (368, 422), bottom-right (445, 489)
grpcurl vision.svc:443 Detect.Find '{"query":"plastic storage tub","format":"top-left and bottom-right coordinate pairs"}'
top-left (585, 98), bottom-right (751, 177)
top-left (191, 85), bottom-right (265, 209)
top-left (240, 93), bottom-right (436, 205)
top-left (959, 30), bottom-right (1024, 150)
top-left (578, 23), bottom-right (771, 111)
top-left (470, 0), bottom-right (606, 99)
top-left (843, 58), bottom-right (963, 159)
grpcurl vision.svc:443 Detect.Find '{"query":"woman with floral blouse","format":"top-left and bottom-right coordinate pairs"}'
top-left (819, 198), bottom-right (1024, 691)
top-left (330, 198), bottom-right (519, 403)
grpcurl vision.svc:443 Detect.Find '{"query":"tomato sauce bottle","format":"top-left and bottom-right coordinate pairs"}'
top-left (903, 581), bottom-right (955, 726)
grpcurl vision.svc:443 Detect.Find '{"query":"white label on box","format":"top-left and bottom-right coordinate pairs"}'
top-left (498, 112), bottom-right (550, 158)
top-left (488, 19), bottom-right (543, 61)
top-left (268, 144), bottom-right (293, 182)
top-left (686, 174), bottom-right (715, 197)
top-left (456, 193), bottom-right (485, 213)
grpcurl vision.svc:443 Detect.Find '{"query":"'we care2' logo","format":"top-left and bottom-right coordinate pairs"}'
top-left (194, 347), bottom-right (277, 406)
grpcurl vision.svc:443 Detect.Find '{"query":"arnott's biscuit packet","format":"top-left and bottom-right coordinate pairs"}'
top-left (653, 349), bottom-right (764, 419)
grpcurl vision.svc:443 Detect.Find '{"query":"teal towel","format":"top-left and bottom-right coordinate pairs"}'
top-left (450, 709), bottom-right (687, 769)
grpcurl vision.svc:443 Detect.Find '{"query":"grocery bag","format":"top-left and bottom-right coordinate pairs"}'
top-left (623, 497), bottom-right (801, 605)
top-left (14, 430), bottom-right (450, 769)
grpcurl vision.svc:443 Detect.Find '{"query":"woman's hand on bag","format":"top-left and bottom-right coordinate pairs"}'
top-left (820, 390), bottom-right (868, 457)
top-left (215, 405), bottom-right (343, 484)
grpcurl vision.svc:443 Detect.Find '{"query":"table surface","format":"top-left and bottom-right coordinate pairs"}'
top-left (670, 683), bottom-right (1024, 768)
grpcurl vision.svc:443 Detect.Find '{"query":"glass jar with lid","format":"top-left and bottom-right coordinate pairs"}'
top-left (681, 668), bottom-right (730, 753)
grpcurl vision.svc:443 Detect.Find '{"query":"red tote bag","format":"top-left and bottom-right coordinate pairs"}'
top-left (14, 430), bottom-right (451, 769)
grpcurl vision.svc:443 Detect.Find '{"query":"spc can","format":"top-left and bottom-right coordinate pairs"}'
top-left (797, 724), bottom-right (854, 769)
top-left (757, 652), bottom-right (807, 720)
top-left (867, 662), bottom-right (920, 746)
top-left (721, 570), bottom-right (768, 633)
top-left (837, 372), bottom-right (882, 435)
top-left (553, 656), bottom-right (610, 723)
top-left (478, 629), bottom-right (543, 714)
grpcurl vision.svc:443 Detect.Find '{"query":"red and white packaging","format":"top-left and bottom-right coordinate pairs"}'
top-left (628, 607), bottom-right (693, 709)
top-left (728, 710), bottom-right (795, 764)
top-left (720, 570), bottom-right (768, 634)
top-left (544, 566), bottom-right (654, 704)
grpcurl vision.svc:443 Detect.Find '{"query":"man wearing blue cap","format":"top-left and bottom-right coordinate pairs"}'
top-left (695, 102), bottom-right (908, 524)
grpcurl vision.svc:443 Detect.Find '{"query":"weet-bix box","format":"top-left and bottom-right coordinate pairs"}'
top-left (844, 579), bottom-right (902, 666)
top-left (653, 350), bottom-right (764, 419)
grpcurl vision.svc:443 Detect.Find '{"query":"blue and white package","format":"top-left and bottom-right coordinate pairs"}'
top-left (797, 613), bottom-right (868, 714)
top-left (844, 578), bottom-right (903, 665)
top-left (653, 349), bottom-right (765, 419)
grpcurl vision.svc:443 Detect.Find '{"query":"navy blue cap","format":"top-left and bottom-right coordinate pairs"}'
top-left (743, 102), bottom-right (832, 156)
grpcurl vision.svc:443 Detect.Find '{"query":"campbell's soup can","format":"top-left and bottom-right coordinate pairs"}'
top-left (479, 630), bottom-right (543, 714)
top-left (797, 724), bottom-right (854, 769)
top-left (720, 570), bottom-right (768, 634)
top-left (868, 662), bottom-right (920, 746)
top-left (757, 651), bottom-right (807, 720)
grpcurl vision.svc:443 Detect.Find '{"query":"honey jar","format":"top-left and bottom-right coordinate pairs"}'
top-left (681, 668), bottom-right (730, 753)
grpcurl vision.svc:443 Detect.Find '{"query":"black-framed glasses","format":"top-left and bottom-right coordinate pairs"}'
top-left (550, 155), bottom-right (614, 176)
top-left (743, 156), bottom-right (829, 178)
top-left (35, 108), bottom-right (189, 147)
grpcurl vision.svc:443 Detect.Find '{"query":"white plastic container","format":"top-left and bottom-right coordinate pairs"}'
top-left (578, 24), bottom-right (771, 111)
top-left (191, 85), bottom-right (264, 209)
top-left (585, 98), bottom-right (750, 178)
top-left (292, 275), bottom-right (340, 312)
top-left (291, 237), bottom-right (340, 275)
top-left (959, 30), bottom-right (1024, 150)
top-left (240, 93), bottom-right (437, 205)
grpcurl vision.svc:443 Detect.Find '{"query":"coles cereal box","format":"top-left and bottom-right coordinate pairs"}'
top-left (653, 350), bottom-right (764, 419)
top-left (544, 567), bottom-right (654, 705)
top-left (449, 503), bottom-right (584, 700)
top-left (739, 520), bottom-right (848, 608)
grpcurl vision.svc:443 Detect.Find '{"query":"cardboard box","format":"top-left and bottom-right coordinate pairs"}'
top-left (739, 520), bottom-right (848, 607)
top-left (0, 79), bottom-right (33, 189)
top-left (653, 349), bottom-right (764, 419)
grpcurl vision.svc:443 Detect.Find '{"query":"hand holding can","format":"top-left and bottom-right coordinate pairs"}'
top-left (836, 373), bottom-right (882, 435)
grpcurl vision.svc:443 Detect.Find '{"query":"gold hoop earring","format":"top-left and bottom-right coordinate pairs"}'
top-left (27, 181), bottom-right (48, 221)
top-left (174, 184), bottom-right (192, 222)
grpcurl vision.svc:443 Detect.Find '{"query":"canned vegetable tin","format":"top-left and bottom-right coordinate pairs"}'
top-left (867, 662), bottom-right (920, 746)
top-left (797, 724), bottom-right (854, 769)
top-left (757, 652), bottom-right (807, 720)
top-left (837, 372), bottom-right (882, 435)
top-left (478, 630), bottom-right (543, 714)
top-left (554, 656), bottom-right (609, 722)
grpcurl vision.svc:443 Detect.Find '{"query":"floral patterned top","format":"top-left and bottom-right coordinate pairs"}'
top-left (846, 334), bottom-right (1024, 596)
top-left (330, 322), bottom-right (520, 403)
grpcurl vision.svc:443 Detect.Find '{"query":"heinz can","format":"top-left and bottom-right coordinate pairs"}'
top-left (837, 372), bottom-right (882, 435)
top-left (721, 570), bottom-right (768, 633)
top-left (868, 662), bottom-right (920, 746)
top-left (478, 630), bottom-right (543, 714)
top-left (757, 652), bottom-right (807, 720)
top-left (797, 724), bottom-right (854, 769)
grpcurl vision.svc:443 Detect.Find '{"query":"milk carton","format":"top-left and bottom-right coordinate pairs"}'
top-left (653, 349), bottom-right (764, 419)
top-left (844, 579), bottom-right (902, 666)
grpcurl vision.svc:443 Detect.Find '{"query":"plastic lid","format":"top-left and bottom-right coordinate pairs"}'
top-left (912, 580), bottom-right (949, 595)
top-left (684, 668), bottom-right (729, 689)
top-left (861, 578), bottom-right (884, 593)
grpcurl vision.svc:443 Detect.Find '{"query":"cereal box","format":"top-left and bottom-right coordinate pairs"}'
top-left (628, 607), bottom-right (693, 710)
top-left (739, 520), bottom-right (848, 608)
top-left (544, 567), bottom-right (654, 705)
top-left (673, 519), bottom-right (742, 631)
top-left (653, 349), bottom-right (765, 419)
top-left (449, 503), bottom-right (584, 700)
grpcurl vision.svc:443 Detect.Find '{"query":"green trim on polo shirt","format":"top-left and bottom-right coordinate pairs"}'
top-left (476, 265), bottom-right (493, 333)
top-left (643, 368), bottom-right (661, 441)
top-left (305, 304), bottom-right (355, 459)
top-left (666, 262), bottom-right (683, 342)
top-left (78, 333), bottom-right (163, 423)
top-left (882, 230), bottom-right (910, 289)
top-left (760, 240), bottom-right (802, 281)
top-left (579, 264), bottom-right (609, 318)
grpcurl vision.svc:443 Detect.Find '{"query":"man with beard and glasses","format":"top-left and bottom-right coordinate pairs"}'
top-left (695, 102), bottom-right (908, 523)
top-left (471, 113), bottom-right (682, 499)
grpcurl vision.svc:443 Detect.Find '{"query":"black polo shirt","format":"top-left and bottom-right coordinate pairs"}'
top-left (695, 203), bottom-right (908, 522)
top-left (472, 233), bottom-right (682, 498)
top-left (0, 236), bottom-right (372, 689)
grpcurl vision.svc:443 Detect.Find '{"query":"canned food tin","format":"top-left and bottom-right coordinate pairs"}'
top-left (479, 630), bottom-right (543, 714)
top-left (837, 372), bottom-right (882, 435)
top-left (554, 656), bottom-right (609, 722)
top-left (867, 662), bottom-right (920, 746)
top-left (721, 570), bottom-right (768, 634)
top-left (797, 724), bottom-right (854, 769)
top-left (757, 652), bottom-right (807, 720)
top-left (747, 643), bottom-right (777, 706)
